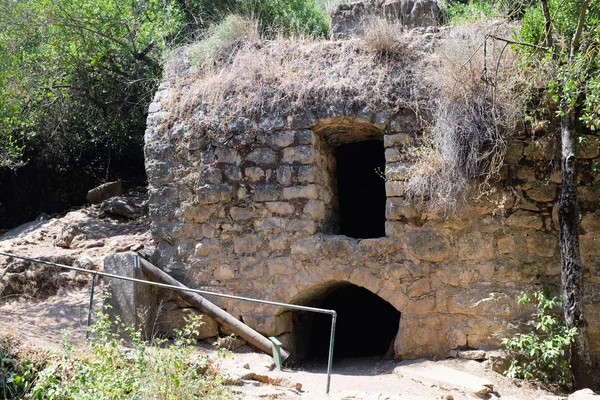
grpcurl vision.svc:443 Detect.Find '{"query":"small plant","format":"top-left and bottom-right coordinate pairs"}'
top-left (1, 335), bottom-right (43, 399)
top-left (27, 310), bottom-right (228, 399)
top-left (502, 289), bottom-right (577, 389)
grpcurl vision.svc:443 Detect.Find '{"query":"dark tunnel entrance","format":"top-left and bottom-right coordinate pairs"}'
top-left (335, 139), bottom-right (386, 239)
top-left (292, 282), bottom-right (401, 363)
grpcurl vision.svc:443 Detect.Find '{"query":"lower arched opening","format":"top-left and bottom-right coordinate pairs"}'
top-left (290, 281), bottom-right (401, 363)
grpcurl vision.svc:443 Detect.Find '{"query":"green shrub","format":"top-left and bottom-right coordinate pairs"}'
top-left (27, 312), bottom-right (228, 399)
top-left (502, 290), bottom-right (577, 389)
top-left (1, 335), bottom-right (43, 399)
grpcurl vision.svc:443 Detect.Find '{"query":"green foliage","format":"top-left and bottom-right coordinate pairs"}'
top-left (502, 290), bottom-right (577, 388)
top-left (0, 0), bottom-right (328, 172)
top-left (438, 0), bottom-right (534, 24)
top-left (26, 311), bottom-right (228, 399)
top-left (517, 0), bottom-right (600, 129)
top-left (1, 335), bottom-right (42, 399)
top-left (0, 0), bottom-right (183, 171)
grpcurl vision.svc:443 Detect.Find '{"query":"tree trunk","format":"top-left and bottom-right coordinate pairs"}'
top-left (557, 111), bottom-right (595, 390)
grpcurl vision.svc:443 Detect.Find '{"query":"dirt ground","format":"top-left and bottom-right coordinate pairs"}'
top-left (0, 206), bottom-right (566, 400)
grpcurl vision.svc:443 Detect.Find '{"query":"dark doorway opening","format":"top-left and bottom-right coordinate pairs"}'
top-left (292, 282), bottom-right (400, 362)
top-left (335, 140), bottom-right (386, 239)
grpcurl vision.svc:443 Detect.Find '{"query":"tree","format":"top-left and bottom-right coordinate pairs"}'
top-left (518, 0), bottom-right (600, 389)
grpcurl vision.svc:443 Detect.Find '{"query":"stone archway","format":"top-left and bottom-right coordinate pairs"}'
top-left (288, 280), bottom-right (401, 363)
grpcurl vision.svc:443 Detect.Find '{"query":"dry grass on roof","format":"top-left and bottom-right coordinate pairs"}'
top-left (163, 17), bottom-right (428, 133)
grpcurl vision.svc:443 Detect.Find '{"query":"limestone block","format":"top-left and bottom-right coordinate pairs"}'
top-left (104, 252), bottom-right (157, 337)
top-left (230, 207), bottom-right (256, 221)
top-left (384, 133), bottom-right (412, 148)
top-left (287, 219), bottom-right (317, 234)
top-left (269, 131), bottom-right (294, 147)
top-left (349, 267), bottom-right (382, 294)
top-left (252, 185), bottom-right (281, 202)
top-left (516, 167), bottom-right (535, 182)
top-left (526, 184), bottom-right (557, 203)
top-left (385, 148), bottom-right (402, 162)
top-left (265, 202), bottom-right (295, 215)
top-left (497, 236), bottom-right (515, 254)
top-left (385, 181), bottom-right (405, 197)
top-left (289, 110), bottom-right (317, 129)
top-left (267, 257), bottom-right (295, 275)
top-left (259, 117), bottom-right (285, 131)
top-left (243, 313), bottom-right (292, 337)
top-left (247, 148), bottom-right (278, 165)
top-left (525, 232), bottom-right (556, 257)
top-left (457, 233), bottom-right (494, 261)
top-left (245, 166), bottom-right (265, 182)
top-left (303, 200), bottom-right (325, 220)
top-left (215, 147), bottom-right (241, 165)
top-left (255, 218), bottom-right (288, 232)
top-left (506, 210), bottom-right (543, 230)
top-left (378, 280), bottom-right (408, 311)
top-left (582, 211), bottom-right (600, 233)
top-left (276, 166), bottom-right (292, 185)
top-left (322, 236), bottom-right (356, 258)
top-left (197, 184), bottom-right (233, 205)
top-left (297, 165), bottom-right (317, 183)
top-left (233, 234), bottom-right (260, 255)
top-left (214, 264), bottom-right (236, 280)
top-left (198, 165), bottom-right (223, 184)
top-left (446, 288), bottom-right (514, 317)
top-left (394, 314), bottom-right (448, 359)
top-left (386, 198), bottom-right (419, 220)
top-left (578, 186), bottom-right (600, 206)
top-left (407, 278), bottom-right (431, 298)
top-left (223, 165), bottom-right (242, 181)
top-left (283, 184), bottom-right (319, 200)
top-left (194, 240), bottom-right (220, 257)
top-left (296, 130), bottom-right (313, 145)
top-left (402, 296), bottom-right (436, 314)
top-left (282, 146), bottom-right (314, 164)
top-left (405, 228), bottom-right (452, 262)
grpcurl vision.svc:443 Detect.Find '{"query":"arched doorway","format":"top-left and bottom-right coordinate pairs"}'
top-left (289, 281), bottom-right (401, 363)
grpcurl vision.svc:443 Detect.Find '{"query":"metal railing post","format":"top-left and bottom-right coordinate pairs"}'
top-left (326, 312), bottom-right (337, 394)
top-left (86, 272), bottom-right (97, 339)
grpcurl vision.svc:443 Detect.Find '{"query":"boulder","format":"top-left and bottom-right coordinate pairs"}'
top-left (86, 181), bottom-right (123, 204)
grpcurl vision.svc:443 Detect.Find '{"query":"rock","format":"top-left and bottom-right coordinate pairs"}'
top-left (101, 196), bottom-right (146, 219)
top-left (86, 180), bottom-right (123, 204)
top-left (282, 185), bottom-right (318, 200)
top-left (487, 350), bottom-right (510, 374)
top-left (506, 210), bottom-right (543, 230)
top-left (54, 225), bottom-right (80, 248)
top-left (457, 350), bottom-right (486, 360)
top-left (247, 148), bottom-right (278, 165)
top-left (405, 228), bottom-right (452, 262)
top-left (569, 389), bottom-right (600, 399)
top-left (157, 308), bottom-right (219, 340)
top-left (394, 360), bottom-right (494, 398)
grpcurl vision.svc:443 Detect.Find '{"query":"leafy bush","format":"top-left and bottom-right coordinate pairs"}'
top-left (26, 311), bottom-right (228, 399)
top-left (1, 335), bottom-right (44, 399)
top-left (502, 290), bottom-right (577, 389)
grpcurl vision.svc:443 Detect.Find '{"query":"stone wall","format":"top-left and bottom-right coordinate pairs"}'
top-left (144, 74), bottom-right (600, 361)
top-left (330, 0), bottom-right (440, 40)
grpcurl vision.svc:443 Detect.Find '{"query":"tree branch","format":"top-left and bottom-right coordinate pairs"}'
top-left (571, 0), bottom-right (591, 59)
top-left (487, 35), bottom-right (549, 51)
top-left (540, 0), bottom-right (553, 49)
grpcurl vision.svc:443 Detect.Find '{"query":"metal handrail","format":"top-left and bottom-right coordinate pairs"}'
top-left (0, 251), bottom-right (337, 394)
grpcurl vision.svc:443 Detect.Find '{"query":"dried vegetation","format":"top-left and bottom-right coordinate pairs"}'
top-left (404, 22), bottom-right (524, 212)
top-left (162, 16), bottom-right (523, 211)
top-left (163, 16), bottom-right (423, 138)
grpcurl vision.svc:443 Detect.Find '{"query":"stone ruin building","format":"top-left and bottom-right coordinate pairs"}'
top-left (110, 0), bottom-right (600, 366)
